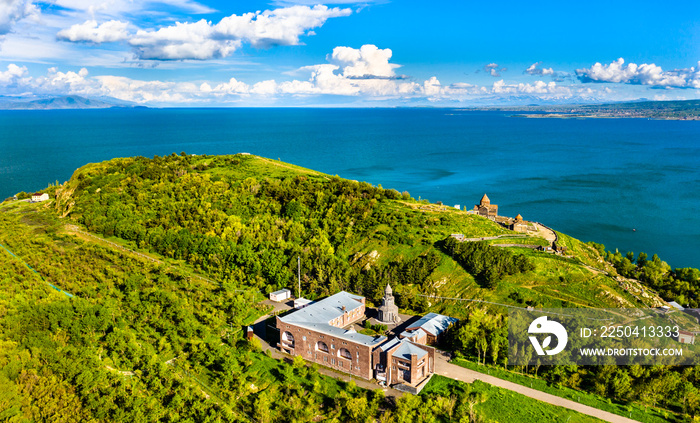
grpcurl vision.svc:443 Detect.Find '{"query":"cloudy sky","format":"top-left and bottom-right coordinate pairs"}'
top-left (1, 0), bottom-right (699, 106)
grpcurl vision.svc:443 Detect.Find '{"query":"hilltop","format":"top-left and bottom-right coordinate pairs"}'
top-left (48, 153), bottom-right (667, 315)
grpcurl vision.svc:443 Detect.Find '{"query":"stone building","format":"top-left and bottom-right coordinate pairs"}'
top-left (377, 284), bottom-right (401, 324)
top-left (277, 291), bottom-right (385, 380)
top-left (277, 290), bottom-right (437, 391)
top-left (373, 337), bottom-right (434, 392)
top-left (403, 312), bottom-right (458, 345)
top-left (510, 214), bottom-right (537, 233)
top-left (474, 194), bottom-right (498, 218)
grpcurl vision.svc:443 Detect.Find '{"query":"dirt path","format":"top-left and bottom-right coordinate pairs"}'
top-left (434, 354), bottom-right (639, 423)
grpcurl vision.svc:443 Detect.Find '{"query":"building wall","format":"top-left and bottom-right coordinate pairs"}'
top-left (387, 343), bottom-right (434, 387)
top-left (679, 333), bottom-right (695, 344)
top-left (277, 317), bottom-right (375, 380)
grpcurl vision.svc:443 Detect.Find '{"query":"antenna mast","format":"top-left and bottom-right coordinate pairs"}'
top-left (297, 256), bottom-right (301, 298)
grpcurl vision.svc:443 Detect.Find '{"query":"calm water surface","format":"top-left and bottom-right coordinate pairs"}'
top-left (1, 108), bottom-right (699, 268)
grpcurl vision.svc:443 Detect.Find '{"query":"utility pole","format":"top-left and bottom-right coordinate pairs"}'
top-left (297, 256), bottom-right (301, 298)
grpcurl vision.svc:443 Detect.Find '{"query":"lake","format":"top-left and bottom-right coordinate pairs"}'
top-left (2, 108), bottom-right (699, 268)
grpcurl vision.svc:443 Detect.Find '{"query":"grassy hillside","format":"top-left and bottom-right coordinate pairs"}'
top-left (50, 152), bottom-right (655, 317)
top-left (3, 153), bottom-right (700, 422)
top-left (0, 182), bottom-right (614, 423)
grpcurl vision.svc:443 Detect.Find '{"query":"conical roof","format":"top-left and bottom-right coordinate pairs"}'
top-left (515, 214), bottom-right (523, 221)
top-left (480, 194), bottom-right (490, 205)
top-left (385, 284), bottom-right (393, 294)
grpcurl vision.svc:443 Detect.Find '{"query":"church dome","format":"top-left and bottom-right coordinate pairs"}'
top-left (480, 194), bottom-right (490, 205)
top-left (515, 214), bottom-right (523, 221)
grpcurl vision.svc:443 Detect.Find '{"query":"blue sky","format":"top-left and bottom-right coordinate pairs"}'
top-left (1, 0), bottom-right (699, 106)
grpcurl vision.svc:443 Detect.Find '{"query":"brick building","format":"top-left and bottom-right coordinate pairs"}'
top-left (373, 338), bottom-right (434, 389)
top-left (403, 312), bottom-right (459, 345)
top-left (276, 290), bottom-right (438, 391)
top-left (276, 291), bottom-right (386, 380)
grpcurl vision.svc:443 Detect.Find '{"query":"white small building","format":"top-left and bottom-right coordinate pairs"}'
top-left (294, 298), bottom-right (314, 309)
top-left (678, 330), bottom-right (696, 345)
top-left (31, 192), bottom-right (49, 202)
top-left (269, 288), bottom-right (291, 302)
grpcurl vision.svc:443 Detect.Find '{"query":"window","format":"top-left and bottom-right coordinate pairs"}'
top-left (302, 336), bottom-right (306, 341)
top-left (338, 348), bottom-right (352, 360)
top-left (316, 341), bottom-right (329, 353)
top-left (331, 344), bottom-right (335, 350)
top-left (281, 331), bottom-right (295, 348)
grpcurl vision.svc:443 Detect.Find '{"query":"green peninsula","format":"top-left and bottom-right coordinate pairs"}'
top-left (1, 153), bottom-right (699, 422)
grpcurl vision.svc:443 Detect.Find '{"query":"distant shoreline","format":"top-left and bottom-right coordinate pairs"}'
top-left (513, 113), bottom-right (700, 121)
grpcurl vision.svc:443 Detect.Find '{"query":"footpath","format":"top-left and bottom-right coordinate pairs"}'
top-left (434, 353), bottom-right (639, 423)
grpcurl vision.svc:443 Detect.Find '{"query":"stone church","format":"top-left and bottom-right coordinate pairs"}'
top-left (377, 284), bottom-right (401, 324)
top-left (474, 194), bottom-right (498, 218)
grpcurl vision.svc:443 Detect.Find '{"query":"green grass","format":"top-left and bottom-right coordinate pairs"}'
top-left (423, 375), bottom-right (603, 423)
top-left (451, 358), bottom-right (680, 423)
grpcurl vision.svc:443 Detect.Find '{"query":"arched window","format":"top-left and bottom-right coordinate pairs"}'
top-left (316, 341), bottom-right (329, 353)
top-left (338, 348), bottom-right (352, 360)
top-left (282, 331), bottom-right (295, 348)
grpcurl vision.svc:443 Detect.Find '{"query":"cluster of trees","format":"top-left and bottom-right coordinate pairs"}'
top-left (442, 303), bottom-right (700, 419)
top-left (1, 161), bottom-right (510, 422)
top-left (443, 237), bottom-right (535, 289)
top-left (56, 154), bottom-right (505, 313)
top-left (589, 241), bottom-right (700, 308)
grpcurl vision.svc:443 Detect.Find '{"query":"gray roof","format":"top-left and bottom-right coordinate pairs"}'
top-left (271, 288), bottom-right (291, 295)
top-left (407, 312), bottom-right (458, 337)
top-left (401, 330), bottom-right (418, 339)
top-left (668, 301), bottom-right (685, 310)
top-left (291, 321), bottom-right (386, 347)
top-left (280, 291), bottom-right (385, 347)
top-left (392, 340), bottom-right (428, 360)
top-left (379, 337), bottom-right (401, 352)
top-left (280, 291), bottom-right (364, 324)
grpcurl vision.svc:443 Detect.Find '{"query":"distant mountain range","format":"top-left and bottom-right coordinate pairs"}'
top-left (0, 95), bottom-right (142, 110)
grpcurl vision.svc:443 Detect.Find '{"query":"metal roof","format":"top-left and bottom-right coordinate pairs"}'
top-left (280, 291), bottom-right (364, 325)
top-left (290, 321), bottom-right (387, 347)
top-left (279, 291), bottom-right (385, 347)
top-left (668, 301), bottom-right (685, 310)
top-left (271, 289), bottom-right (291, 296)
top-left (407, 312), bottom-right (458, 337)
top-left (379, 337), bottom-right (401, 352)
top-left (392, 340), bottom-right (428, 360)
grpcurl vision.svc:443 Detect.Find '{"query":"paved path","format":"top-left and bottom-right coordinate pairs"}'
top-left (434, 354), bottom-right (639, 423)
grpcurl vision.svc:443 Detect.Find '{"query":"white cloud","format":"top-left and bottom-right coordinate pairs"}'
top-left (525, 62), bottom-right (554, 76)
top-left (216, 5), bottom-right (351, 48)
top-left (0, 0), bottom-right (38, 42)
top-left (52, 0), bottom-right (215, 17)
top-left (576, 58), bottom-right (700, 88)
top-left (0, 63), bottom-right (28, 84)
top-left (330, 45), bottom-right (400, 78)
top-left (130, 20), bottom-right (241, 60)
top-left (128, 5), bottom-right (351, 60)
top-left (33, 66), bottom-right (97, 95)
top-left (57, 20), bottom-right (130, 43)
top-left (484, 63), bottom-right (506, 77)
top-left (279, 48), bottom-right (419, 98)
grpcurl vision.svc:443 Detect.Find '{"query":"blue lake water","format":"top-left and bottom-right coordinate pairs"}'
top-left (1, 108), bottom-right (699, 268)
